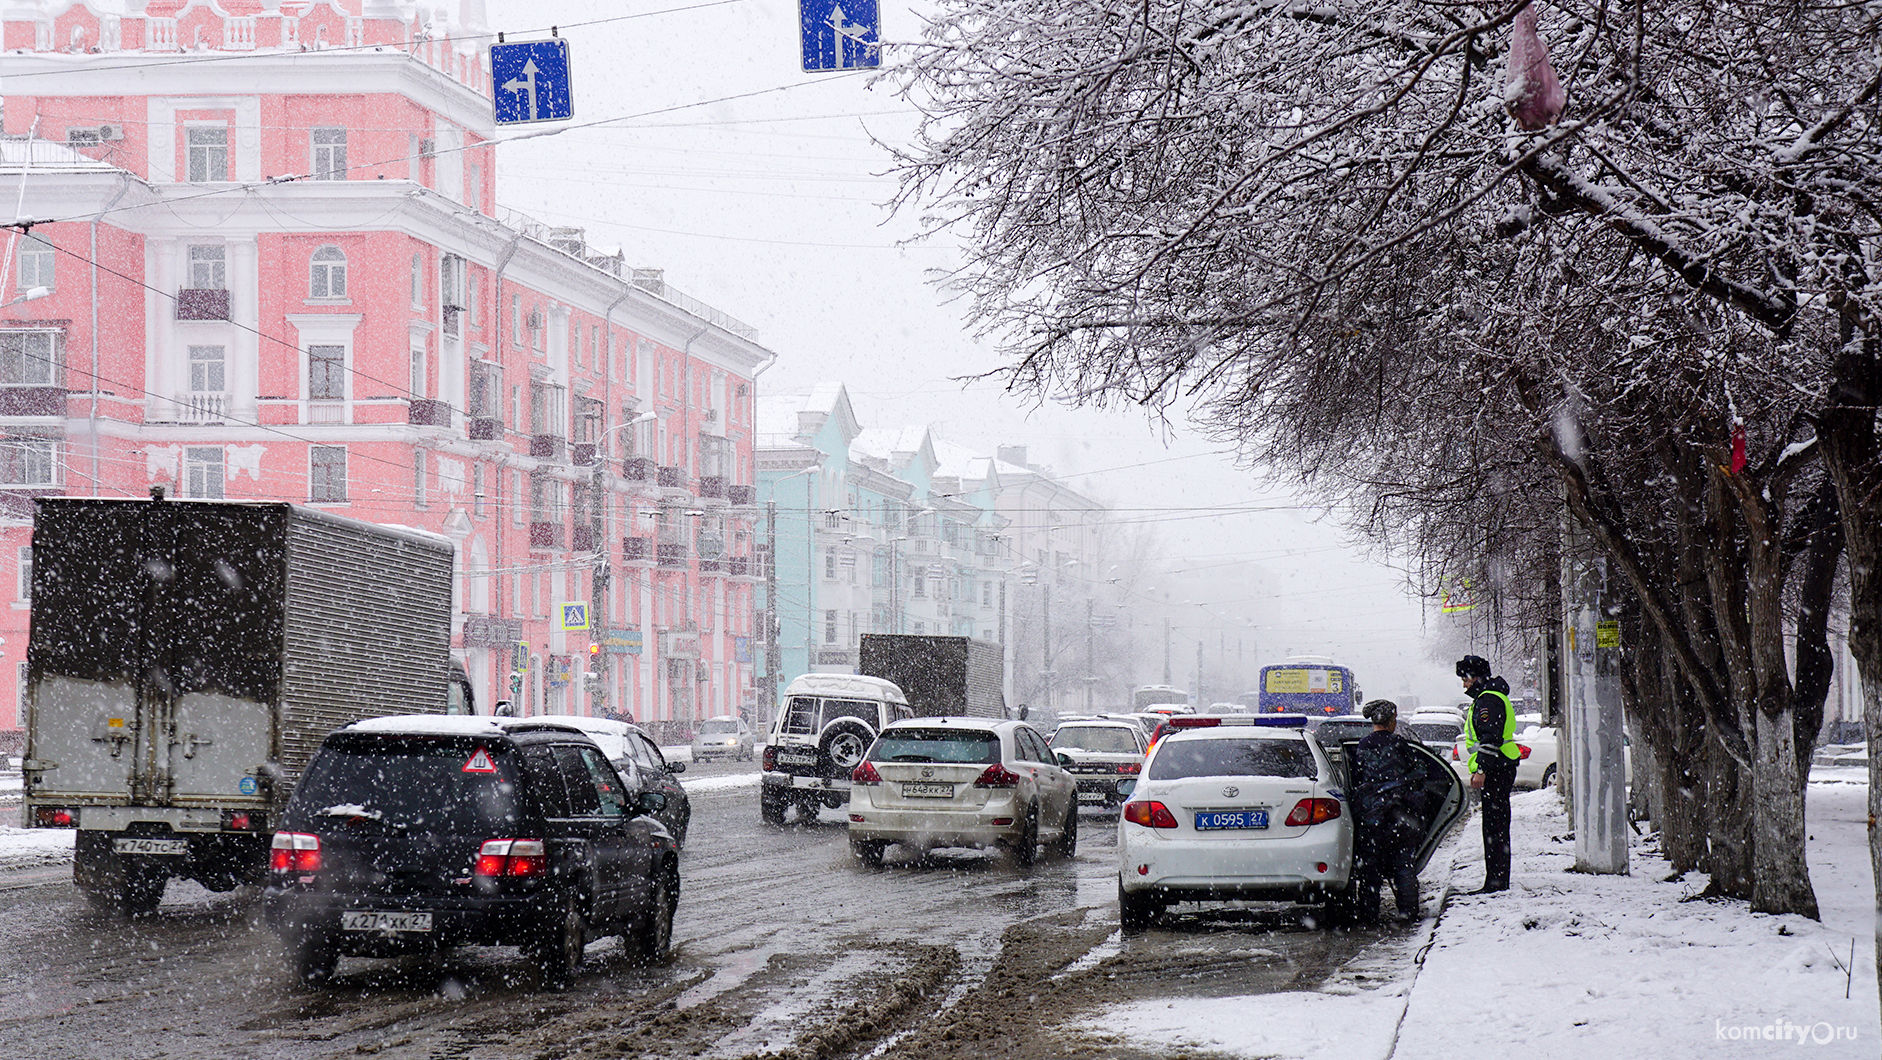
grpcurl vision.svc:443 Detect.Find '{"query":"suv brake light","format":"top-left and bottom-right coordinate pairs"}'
top-left (1116, 762), bottom-right (1140, 775)
top-left (852, 760), bottom-right (882, 785)
top-left (474, 838), bottom-right (547, 878)
top-left (762, 745), bottom-right (777, 771)
top-left (974, 763), bottom-right (1022, 788)
top-left (1283, 798), bottom-right (1342, 826)
top-left (1122, 800), bottom-right (1179, 828)
top-left (270, 832), bottom-right (321, 872)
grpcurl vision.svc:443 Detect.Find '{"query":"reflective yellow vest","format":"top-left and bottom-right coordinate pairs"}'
top-left (1465, 689), bottom-right (1519, 772)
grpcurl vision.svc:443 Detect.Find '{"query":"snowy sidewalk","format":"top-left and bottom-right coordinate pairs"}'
top-left (1079, 774), bottom-right (1878, 1059)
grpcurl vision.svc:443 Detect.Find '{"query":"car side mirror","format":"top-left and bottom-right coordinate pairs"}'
top-left (1116, 779), bottom-right (1137, 797)
top-left (666, 760), bottom-right (686, 774)
top-left (1056, 752), bottom-right (1075, 768)
top-left (636, 790), bottom-right (669, 816)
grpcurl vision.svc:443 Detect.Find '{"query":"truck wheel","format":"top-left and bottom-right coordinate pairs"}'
top-left (760, 789), bottom-right (788, 825)
top-left (819, 720), bottom-right (873, 774)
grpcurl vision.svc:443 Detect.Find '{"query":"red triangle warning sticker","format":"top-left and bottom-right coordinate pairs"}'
top-left (462, 748), bottom-right (498, 774)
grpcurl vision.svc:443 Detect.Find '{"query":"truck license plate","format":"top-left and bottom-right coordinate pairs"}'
top-left (112, 837), bottom-right (188, 856)
top-left (900, 781), bottom-right (954, 798)
top-left (1194, 810), bottom-right (1268, 830)
top-left (341, 911), bottom-right (433, 933)
top-left (777, 750), bottom-right (817, 767)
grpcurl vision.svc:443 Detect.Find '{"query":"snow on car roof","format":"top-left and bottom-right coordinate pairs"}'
top-left (343, 714), bottom-right (595, 739)
top-left (882, 715), bottom-right (1012, 732)
top-left (782, 673), bottom-right (909, 703)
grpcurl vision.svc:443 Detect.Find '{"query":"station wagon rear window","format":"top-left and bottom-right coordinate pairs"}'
top-left (290, 736), bottom-right (520, 834)
top-left (870, 729), bottom-right (1001, 764)
top-left (1148, 737), bottom-right (1318, 781)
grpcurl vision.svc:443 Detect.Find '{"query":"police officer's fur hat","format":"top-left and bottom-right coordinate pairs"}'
top-left (1362, 699), bottom-right (1398, 725)
top-left (1455, 655), bottom-right (1493, 680)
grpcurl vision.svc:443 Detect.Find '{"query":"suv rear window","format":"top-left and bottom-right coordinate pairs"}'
top-left (782, 696), bottom-right (880, 735)
top-left (870, 729), bottom-right (1000, 764)
top-left (1051, 726), bottom-right (1139, 754)
top-left (291, 736), bottom-right (521, 834)
top-left (1148, 737), bottom-right (1318, 780)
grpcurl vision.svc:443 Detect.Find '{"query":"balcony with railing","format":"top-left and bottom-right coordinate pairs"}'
top-left (468, 416), bottom-right (502, 441)
top-left (571, 525), bottom-right (598, 553)
top-left (694, 475), bottom-right (727, 503)
top-left (571, 442), bottom-right (597, 467)
top-left (530, 521), bottom-right (563, 550)
top-left (176, 289), bottom-right (230, 321)
top-left (408, 398), bottom-right (451, 427)
top-left (727, 484), bottom-right (757, 507)
top-left (530, 434), bottom-right (565, 461)
top-left (0, 387), bottom-right (66, 418)
top-left (622, 456), bottom-right (656, 483)
top-left (622, 535), bottom-right (654, 564)
top-left (656, 542), bottom-right (689, 568)
top-left (657, 465), bottom-right (689, 499)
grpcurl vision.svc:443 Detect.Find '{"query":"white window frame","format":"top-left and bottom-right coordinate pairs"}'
top-left (186, 244), bottom-right (226, 290)
top-left (187, 344), bottom-right (226, 394)
top-left (17, 546), bottom-right (31, 603)
top-left (184, 446), bottom-right (224, 499)
top-left (308, 245), bottom-right (347, 300)
top-left (309, 445), bottom-right (347, 503)
top-left (16, 234), bottom-right (53, 291)
top-left (185, 124), bottom-right (229, 182)
top-left (0, 435), bottom-right (59, 486)
top-left (311, 126), bottom-right (346, 181)
top-left (308, 344), bottom-right (345, 401)
top-left (0, 330), bottom-right (60, 387)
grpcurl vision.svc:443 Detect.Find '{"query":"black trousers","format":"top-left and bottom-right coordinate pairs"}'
top-left (1478, 755), bottom-right (1518, 888)
top-left (1356, 821), bottom-right (1421, 917)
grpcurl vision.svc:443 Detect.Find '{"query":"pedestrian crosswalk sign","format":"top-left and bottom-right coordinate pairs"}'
top-left (560, 602), bottom-right (590, 631)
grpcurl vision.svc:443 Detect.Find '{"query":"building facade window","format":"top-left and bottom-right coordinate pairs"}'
top-left (824, 548), bottom-right (837, 580)
top-left (411, 252), bottom-right (423, 308)
top-left (185, 126), bottom-right (228, 181)
top-left (184, 446), bottom-right (224, 499)
top-left (824, 609), bottom-right (837, 645)
top-left (309, 245), bottom-right (347, 299)
top-left (16, 234), bottom-right (52, 290)
top-left (309, 446), bottom-right (347, 502)
top-left (0, 330), bottom-right (59, 386)
top-left (187, 244), bottom-right (226, 290)
top-left (308, 345), bottom-right (344, 400)
top-left (414, 448), bottom-right (428, 508)
top-left (410, 349), bottom-right (426, 398)
top-left (17, 546), bottom-right (30, 601)
top-left (0, 435), bottom-right (58, 485)
top-left (188, 344), bottom-right (225, 393)
top-left (311, 127), bottom-right (347, 180)
top-left (472, 463), bottom-right (485, 518)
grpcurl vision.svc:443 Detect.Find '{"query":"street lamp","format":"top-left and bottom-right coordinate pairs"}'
top-left (3, 286), bottom-right (50, 309)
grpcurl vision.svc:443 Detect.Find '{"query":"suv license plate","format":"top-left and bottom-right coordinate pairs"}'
top-left (1077, 791), bottom-right (1106, 803)
top-left (341, 911), bottom-right (433, 933)
top-left (112, 837), bottom-right (188, 856)
top-left (777, 750), bottom-right (817, 767)
top-left (900, 781), bottom-right (955, 798)
top-left (1195, 810), bottom-right (1269, 830)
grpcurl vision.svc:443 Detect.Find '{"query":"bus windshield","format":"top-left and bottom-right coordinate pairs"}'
top-left (1132, 686), bottom-right (1190, 711)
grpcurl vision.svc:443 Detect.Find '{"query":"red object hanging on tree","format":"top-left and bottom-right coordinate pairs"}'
top-left (1729, 425), bottom-right (1747, 475)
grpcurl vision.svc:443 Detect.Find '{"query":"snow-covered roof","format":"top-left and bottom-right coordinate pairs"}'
top-left (783, 673), bottom-right (907, 703)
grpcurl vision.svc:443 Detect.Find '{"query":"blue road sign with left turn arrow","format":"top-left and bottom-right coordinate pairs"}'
top-left (490, 39), bottom-right (573, 125)
top-left (801, 0), bottom-right (880, 73)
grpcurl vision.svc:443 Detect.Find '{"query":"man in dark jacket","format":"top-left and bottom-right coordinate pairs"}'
top-left (1459, 655), bottom-right (1519, 893)
top-left (1351, 699), bottom-right (1429, 921)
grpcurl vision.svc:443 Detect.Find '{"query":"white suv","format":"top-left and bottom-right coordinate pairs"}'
top-left (847, 717), bottom-right (1078, 867)
top-left (762, 674), bottom-right (913, 824)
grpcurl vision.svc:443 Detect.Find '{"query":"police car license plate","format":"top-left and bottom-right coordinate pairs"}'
top-left (341, 911), bottom-right (433, 933)
top-left (112, 837), bottom-right (188, 855)
top-left (1194, 810), bottom-right (1268, 830)
top-left (900, 782), bottom-right (954, 798)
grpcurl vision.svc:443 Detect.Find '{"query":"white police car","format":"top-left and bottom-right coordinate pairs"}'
top-left (1117, 714), bottom-right (1464, 928)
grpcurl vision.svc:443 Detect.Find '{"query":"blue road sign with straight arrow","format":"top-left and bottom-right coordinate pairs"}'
top-left (800, 0), bottom-right (879, 73)
top-left (490, 39), bottom-right (574, 125)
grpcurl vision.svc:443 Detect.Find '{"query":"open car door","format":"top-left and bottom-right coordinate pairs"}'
top-left (1334, 737), bottom-right (1468, 876)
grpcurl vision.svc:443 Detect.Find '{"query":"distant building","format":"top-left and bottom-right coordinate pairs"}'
top-left (0, 0), bottom-right (773, 741)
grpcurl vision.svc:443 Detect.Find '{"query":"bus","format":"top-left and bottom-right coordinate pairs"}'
top-left (1131, 685), bottom-right (1191, 712)
top-left (1253, 658), bottom-right (1362, 718)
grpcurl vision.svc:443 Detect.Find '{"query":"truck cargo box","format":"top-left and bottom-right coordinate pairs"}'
top-left (858, 634), bottom-right (1005, 719)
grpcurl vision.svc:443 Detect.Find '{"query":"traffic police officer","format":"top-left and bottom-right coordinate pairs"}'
top-left (1458, 655), bottom-right (1518, 893)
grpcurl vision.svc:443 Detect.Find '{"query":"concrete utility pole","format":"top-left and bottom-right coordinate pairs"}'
top-left (1163, 617), bottom-right (1172, 684)
top-left (1086, 596), bottom-right (1095, 712)
top-left (589, 442), bottom-right (609, 717)
top-left (764, 499), bottom-right (780, 728)
top-left (1561, 508), bottom-right (1627, 874)
top-left (1042, 582), bottom-right (1053, 713)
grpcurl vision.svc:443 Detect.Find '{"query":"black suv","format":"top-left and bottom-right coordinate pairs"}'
top-left (263, 716), bottom-right (680, 987)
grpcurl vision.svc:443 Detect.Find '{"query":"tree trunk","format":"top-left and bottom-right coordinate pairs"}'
top-left (1703, 729), bottom-right (1755, 899)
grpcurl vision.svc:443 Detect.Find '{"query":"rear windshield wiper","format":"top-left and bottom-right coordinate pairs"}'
top-left (889, 754), bottom-right (936, 762)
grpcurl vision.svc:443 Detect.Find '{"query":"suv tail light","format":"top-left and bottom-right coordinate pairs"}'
top-left (852, 760), bottom-right (882, 785)
top-left (270, 832), bottom-right (321, 872)
top-left (973, 763), bottom-right (1022, 788)
top-left (1122, 800), bottom-right (1179, 828)
top-left (1115, 762), bottom-right (1140, 775)
top-left (474, 839), bottom-right (547, 878)
top-left (762, 745), bottom-right (777, 772)
top-left (1283, 798), bottom-right (1342, 826)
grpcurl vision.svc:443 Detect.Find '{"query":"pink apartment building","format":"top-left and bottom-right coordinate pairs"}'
top-left (0, 0), bottom-right (774, 744)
